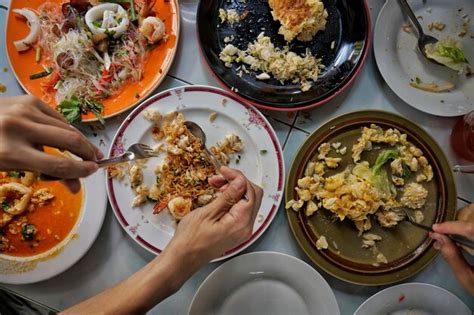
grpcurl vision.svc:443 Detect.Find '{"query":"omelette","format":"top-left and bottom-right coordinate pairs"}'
top-left (268, 0), bottom-right (328, 42)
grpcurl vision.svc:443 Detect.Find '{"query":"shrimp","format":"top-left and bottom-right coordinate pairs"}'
top-left (0, 183), bottom-right (33, 216)
top-left (139, 16), bottom-right (166, 43)
top-left (167, 197), bottom-right (192, 220)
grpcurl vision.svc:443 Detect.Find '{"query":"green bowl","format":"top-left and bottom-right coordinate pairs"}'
top-left (285, 110), bottom-right (457, 285)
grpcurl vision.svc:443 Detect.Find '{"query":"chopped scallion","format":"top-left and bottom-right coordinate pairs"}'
top-left (30, 69), bottom-right (52, 80)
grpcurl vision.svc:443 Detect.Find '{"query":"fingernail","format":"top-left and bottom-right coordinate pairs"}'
top-left (433, 241), bottom-right (440, 250)
top-left (230, 176), bottom-right (245, 191)
top-left (432, 224), bottom-right (439, 230)
top-left (97, 150), bottom-right (104, 160)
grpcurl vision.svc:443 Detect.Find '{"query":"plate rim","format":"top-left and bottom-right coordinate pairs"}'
top-left (188, 251), bottom-right (340, 315)
top-left (5, 0), bottom-right (181, 122)
top-left (105, 85), bottom-right (285, 262)
top-left (0, 170), bottom-right (108, 284)
top-left (373, 0), bottom-right (473, 117)
top-left (353, 282), bottom-right (471, 314)
top-left (285, 109), bottom-right (457, 286)
top-left (196, 0), bottom-right (373, 112)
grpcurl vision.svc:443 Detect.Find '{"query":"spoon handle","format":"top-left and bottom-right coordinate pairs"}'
top-left (453, 165), bottom-right (474, 173)
top-left (398, 0), bottom-right (424, 36)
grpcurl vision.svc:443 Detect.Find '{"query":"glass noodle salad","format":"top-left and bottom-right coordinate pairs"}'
top-left (12, 0), bottom-right (167, 123)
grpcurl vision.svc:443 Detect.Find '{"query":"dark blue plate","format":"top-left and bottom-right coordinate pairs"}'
top-left (197, 0), bottom-right (371, 111)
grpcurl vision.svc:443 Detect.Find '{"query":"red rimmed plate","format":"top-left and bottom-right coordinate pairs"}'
top-left (106, 86), bottom-right (285, 260)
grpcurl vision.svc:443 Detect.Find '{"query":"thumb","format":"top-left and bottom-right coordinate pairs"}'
top-left (207, 175), bottom-right (246, 219)
top-left (430, 232), bottom-right (471, 285)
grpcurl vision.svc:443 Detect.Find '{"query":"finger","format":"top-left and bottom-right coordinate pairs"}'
top-left (62, 179), bottom-right (82, 194)
top-left (208, 174), bottom-right (227, 188)
top-left (219, 166), bottom-right (246, 181)
top-left (245, 182), bottom-right (258, 224)
top-left (208, 175), bottom-right (247, 219)
top-left (25, 123), bottom-right (99, 161)
top-left (26, 149), bottom-right (98, 179)
top-left (433, 221), bottom-right (474, 240)
top-left (28, 108), bottom-right (72, 130)
top-left (430, 232), bottom-right (472, 287)
top-left (31, 96), bottom-right (69, 124)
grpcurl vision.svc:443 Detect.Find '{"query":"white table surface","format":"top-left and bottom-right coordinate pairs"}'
top-left (1, 0), bottom-right (473, 314)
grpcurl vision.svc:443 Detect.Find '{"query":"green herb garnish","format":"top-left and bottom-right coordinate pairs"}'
top-left (415, 77), bottom-right (421, 84)
top-left (21, 224), bottom-right (37, 241)
top-left (260, 149), bottom-right (268, 155)
top-left (104, 29), bottom-right (116, 38)
top-left (402, 163), bottom-right (412, 179)
top-left (57, 96), bottom-right (105, 125)
top-left (129, 0), bottom-right (136, 22)
top-left (372, 149), bottom-right (400, 175)
top-left (437, 45), bottom-right (467, 63)
top-left (92, 20), bottom-right (102, 28)
top-left (1, 201), bottom-right (10, 211)
top-left (8, 171), bottom-right (20, 177)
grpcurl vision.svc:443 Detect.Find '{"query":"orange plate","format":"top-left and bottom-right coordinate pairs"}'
top-left (6, 0), bottom-right (180, 122)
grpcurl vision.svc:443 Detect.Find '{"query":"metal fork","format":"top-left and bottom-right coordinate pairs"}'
top-left (402, 209), bottom-right (474, 250)
top-left (98, 143), bottom-right (158, 168)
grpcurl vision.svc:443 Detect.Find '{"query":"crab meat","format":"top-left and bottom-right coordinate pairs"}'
top-left (12, 8), bottom-right (41, 52)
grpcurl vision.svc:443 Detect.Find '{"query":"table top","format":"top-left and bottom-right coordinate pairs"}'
top-left (1, 0), bottom-right (473, 314)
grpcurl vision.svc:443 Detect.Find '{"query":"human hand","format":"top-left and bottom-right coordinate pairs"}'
top-left (0, 96), bottom-right (102, 179)
top-left (430, 206), bottom-right (474, 295)
top-left (166, 167), bottom-right (263, 267)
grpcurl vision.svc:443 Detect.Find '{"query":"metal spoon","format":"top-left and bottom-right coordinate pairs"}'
top-left (184, 121), bottom-right (223, 171)
top-left (185, 121), bottom-right (248, 200)
top-left (402, 209), bottom-right (474, 250)
top-left (398, 0), bottom-right (443, 66)
top-left (453, 165), bottom-right (474, 174)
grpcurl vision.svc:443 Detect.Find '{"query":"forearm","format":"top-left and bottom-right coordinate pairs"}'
top-left (62, 246), bottom-right (203, 314)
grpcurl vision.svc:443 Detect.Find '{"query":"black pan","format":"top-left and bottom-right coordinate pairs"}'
top-left (197, 0), bottom-right (371, 111)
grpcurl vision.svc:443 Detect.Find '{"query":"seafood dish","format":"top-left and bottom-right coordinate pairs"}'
top-left (218, 0), bottom-right (328, 92)
top-left (0, 150), bottom-right (82, 257)
top-left (286, 124), bottom-right (434, 263)
top-left (108, 109), bottom-right (243, 220)
top-left (11, 0), bottom-right (168, 123)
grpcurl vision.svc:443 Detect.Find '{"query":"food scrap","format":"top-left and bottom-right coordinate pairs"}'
top-left (286, 124), bottom-right (434, 262)
top-left (12, 0), bottom-right (168, 123)
top-left (220, 32), bottom-right (324, 91)
top-left (109, 110), bottom-right (244, 221)
top-left (268, 0), bottom-right (328, 42)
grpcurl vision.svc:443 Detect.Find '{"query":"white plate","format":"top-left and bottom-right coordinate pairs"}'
top-left (354, 283), bottom-right (471, 315)
top-left (0, 170), bottom-right (107, 284)
top-left (189, 251), bottom-right (340, 315)
top-left (106, 86), bottom-right (285, 261)
top-left (374, 0), bottom-right (474, 117)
